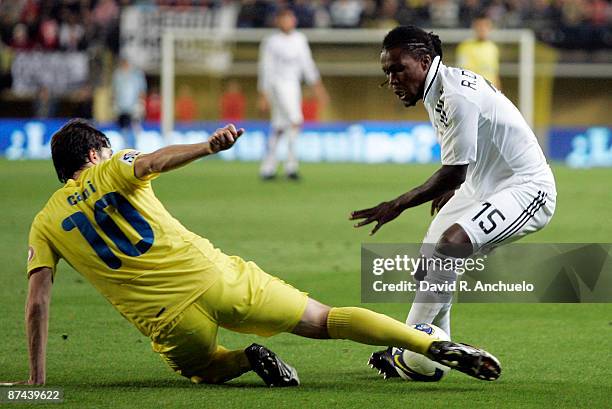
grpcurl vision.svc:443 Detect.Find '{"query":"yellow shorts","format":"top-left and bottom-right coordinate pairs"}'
top-left (151, 256), bottom-right (309, 378)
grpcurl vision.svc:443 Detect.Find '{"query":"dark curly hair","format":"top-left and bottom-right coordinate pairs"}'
top-left (382, 25), bottom-right (443, 60)
top-left (51, 119), bottom-right (110, 183)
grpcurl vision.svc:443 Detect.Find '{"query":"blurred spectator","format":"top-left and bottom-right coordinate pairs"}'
top-left (560, 0), bottom-right (587, 27)
top-left (525, 0), bottom-right (560, 31)
top-left (313, 0), bottom-right (332, 28)
top-left (176, 85), bottom-right (197, 122)
top-left (10, 24), bottom-right (33, 50)
top-left (220, 80), bottom-right (246, 121)
top-left (33, 86), bottom-right (58, 118)
top-left (237, 0), bottom-right (271, 28)
top-left (0, 1), bottom-right (606, 56)
top-left (499, 0), bottom-right (523, 28)
top-left (38, 18), bottom-right (59, 50)
top-left (145, 86), bottom-right (162, 122)
top-left (0, 0), bottom-right (610, 124)
top-left (20, 0), bottom-right (39, 19)
top-left (20, 0), bottom-right (40, 39)
top-left (429, 0), bottom-right (460, 27)
top-left (396, 0), bottom-right (430, 25)
top-left (330, 0), bottom-right (364, 28)
top-left (112, 57), bottom-right (146, 145)
top-left (376, 0), bottom-right (400, 28)
top-left (459, 0), bottom-right (482, 27)
top-left (59, 11), bottom-right (85, 51)
top-left (293, 0), bottom-right (316, 28)
top-left (456, 14), bottom-right (501, 88)
top-left (360, 0), bottom-right (380, 27)
top-left (588, 0), bottom-right (609, 26)
top-left (92, 0), bottom-right (120, 27)
top-left (486, 0), bottom-right (507, 25)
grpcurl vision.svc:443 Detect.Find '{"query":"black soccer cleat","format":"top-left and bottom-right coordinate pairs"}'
top-left (261, 174), bottom-right (277, 181)
top-left (245, 343), bottom-right (300, 387)
top-left (427, 341), bottom-right (501, 381)
top-left (286, 172), bottom-right (300, 181)
top-left (368, 347), bottom-right (400, 379)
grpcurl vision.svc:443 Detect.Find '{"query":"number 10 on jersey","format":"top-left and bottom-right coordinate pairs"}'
top-left (61, 192), bottom-right (154, 269)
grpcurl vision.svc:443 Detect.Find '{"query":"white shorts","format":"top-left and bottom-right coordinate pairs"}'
top-left (421, 182), bottom-right (556, 255)
top-left (270, 81), bottom-right (303, 129)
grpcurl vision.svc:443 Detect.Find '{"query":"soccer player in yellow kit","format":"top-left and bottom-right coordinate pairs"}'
top-left (456, 14), bottom-right (501, 89)
top-left (20, 119), bottom-right (500, 387)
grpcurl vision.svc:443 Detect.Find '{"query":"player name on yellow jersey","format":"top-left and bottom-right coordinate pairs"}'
top-left (28, 150), bottom-right (227, 336)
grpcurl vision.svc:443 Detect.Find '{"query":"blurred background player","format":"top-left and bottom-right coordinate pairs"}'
top-left (456, 13), bottom-right (501, 89)
top-left (257, 7), bottom-right (328, 181)
top-left (112, 56), bottom-right (146, 148)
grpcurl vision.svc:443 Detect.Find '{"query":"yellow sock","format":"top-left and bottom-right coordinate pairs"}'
top-left (326, 307), bottom-right (433, 355)
top-left (190, 346), bottom-right (251, 384)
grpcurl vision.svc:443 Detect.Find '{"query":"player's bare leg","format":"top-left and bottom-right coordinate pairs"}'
top-left (292, 297), bottom-right (501, 381)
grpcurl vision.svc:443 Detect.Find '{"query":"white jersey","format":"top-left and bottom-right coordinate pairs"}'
top-left (257, 30), bottom-right (320, 94)
top-left (423, 56), bottom-right (556, 198)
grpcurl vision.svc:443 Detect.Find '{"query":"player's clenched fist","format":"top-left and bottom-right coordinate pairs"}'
top-left (208, 124), bottom-right (245, 153)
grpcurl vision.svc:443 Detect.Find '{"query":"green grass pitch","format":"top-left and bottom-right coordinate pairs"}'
top-left (0, 160), bottom-right (610, 409)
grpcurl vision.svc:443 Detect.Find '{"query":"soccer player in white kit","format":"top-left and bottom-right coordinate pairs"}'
top-left (350, 26), bottom-right (556, 380)
top-left (257, 8), bottom-right (328, 180)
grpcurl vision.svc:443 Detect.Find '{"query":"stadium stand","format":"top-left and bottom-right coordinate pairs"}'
top-left (0, 0), bottom-right (610, 119)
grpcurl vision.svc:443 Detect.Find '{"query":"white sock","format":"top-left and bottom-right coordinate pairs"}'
top-left (283, 126), bottom-right (300, 175)
top-left (260, 128), bottom-right (282, 176)
top-left (406, 251), bottom-right (459, 337)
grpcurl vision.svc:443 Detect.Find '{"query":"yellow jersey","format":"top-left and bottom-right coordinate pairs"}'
top-left (27, 150), bottom-right (226, 337)
top-left (456, 39), bottom-right (500, 87)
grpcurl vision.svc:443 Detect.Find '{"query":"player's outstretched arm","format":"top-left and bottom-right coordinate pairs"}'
top-left (350, 164), bottom-right (467, 235)
top-left (134, 124), bottom-right (244, 179)
top-left (25, 267), bottom-right (53, 385)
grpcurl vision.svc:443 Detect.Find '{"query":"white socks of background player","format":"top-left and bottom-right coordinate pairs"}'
top-left (260, 128), bottom-right (281, 177)
top-left (284, 126), bottom-right (300, 175)
top-left (260, 126), bottom-right (300, 177)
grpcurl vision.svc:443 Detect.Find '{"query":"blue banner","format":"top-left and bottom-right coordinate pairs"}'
top-left (548, 126), bottom-right (612, 168)
top-left (0, 119), bottom-right (441, 164)
top-left (0, 119), bottom-right (610, 167)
